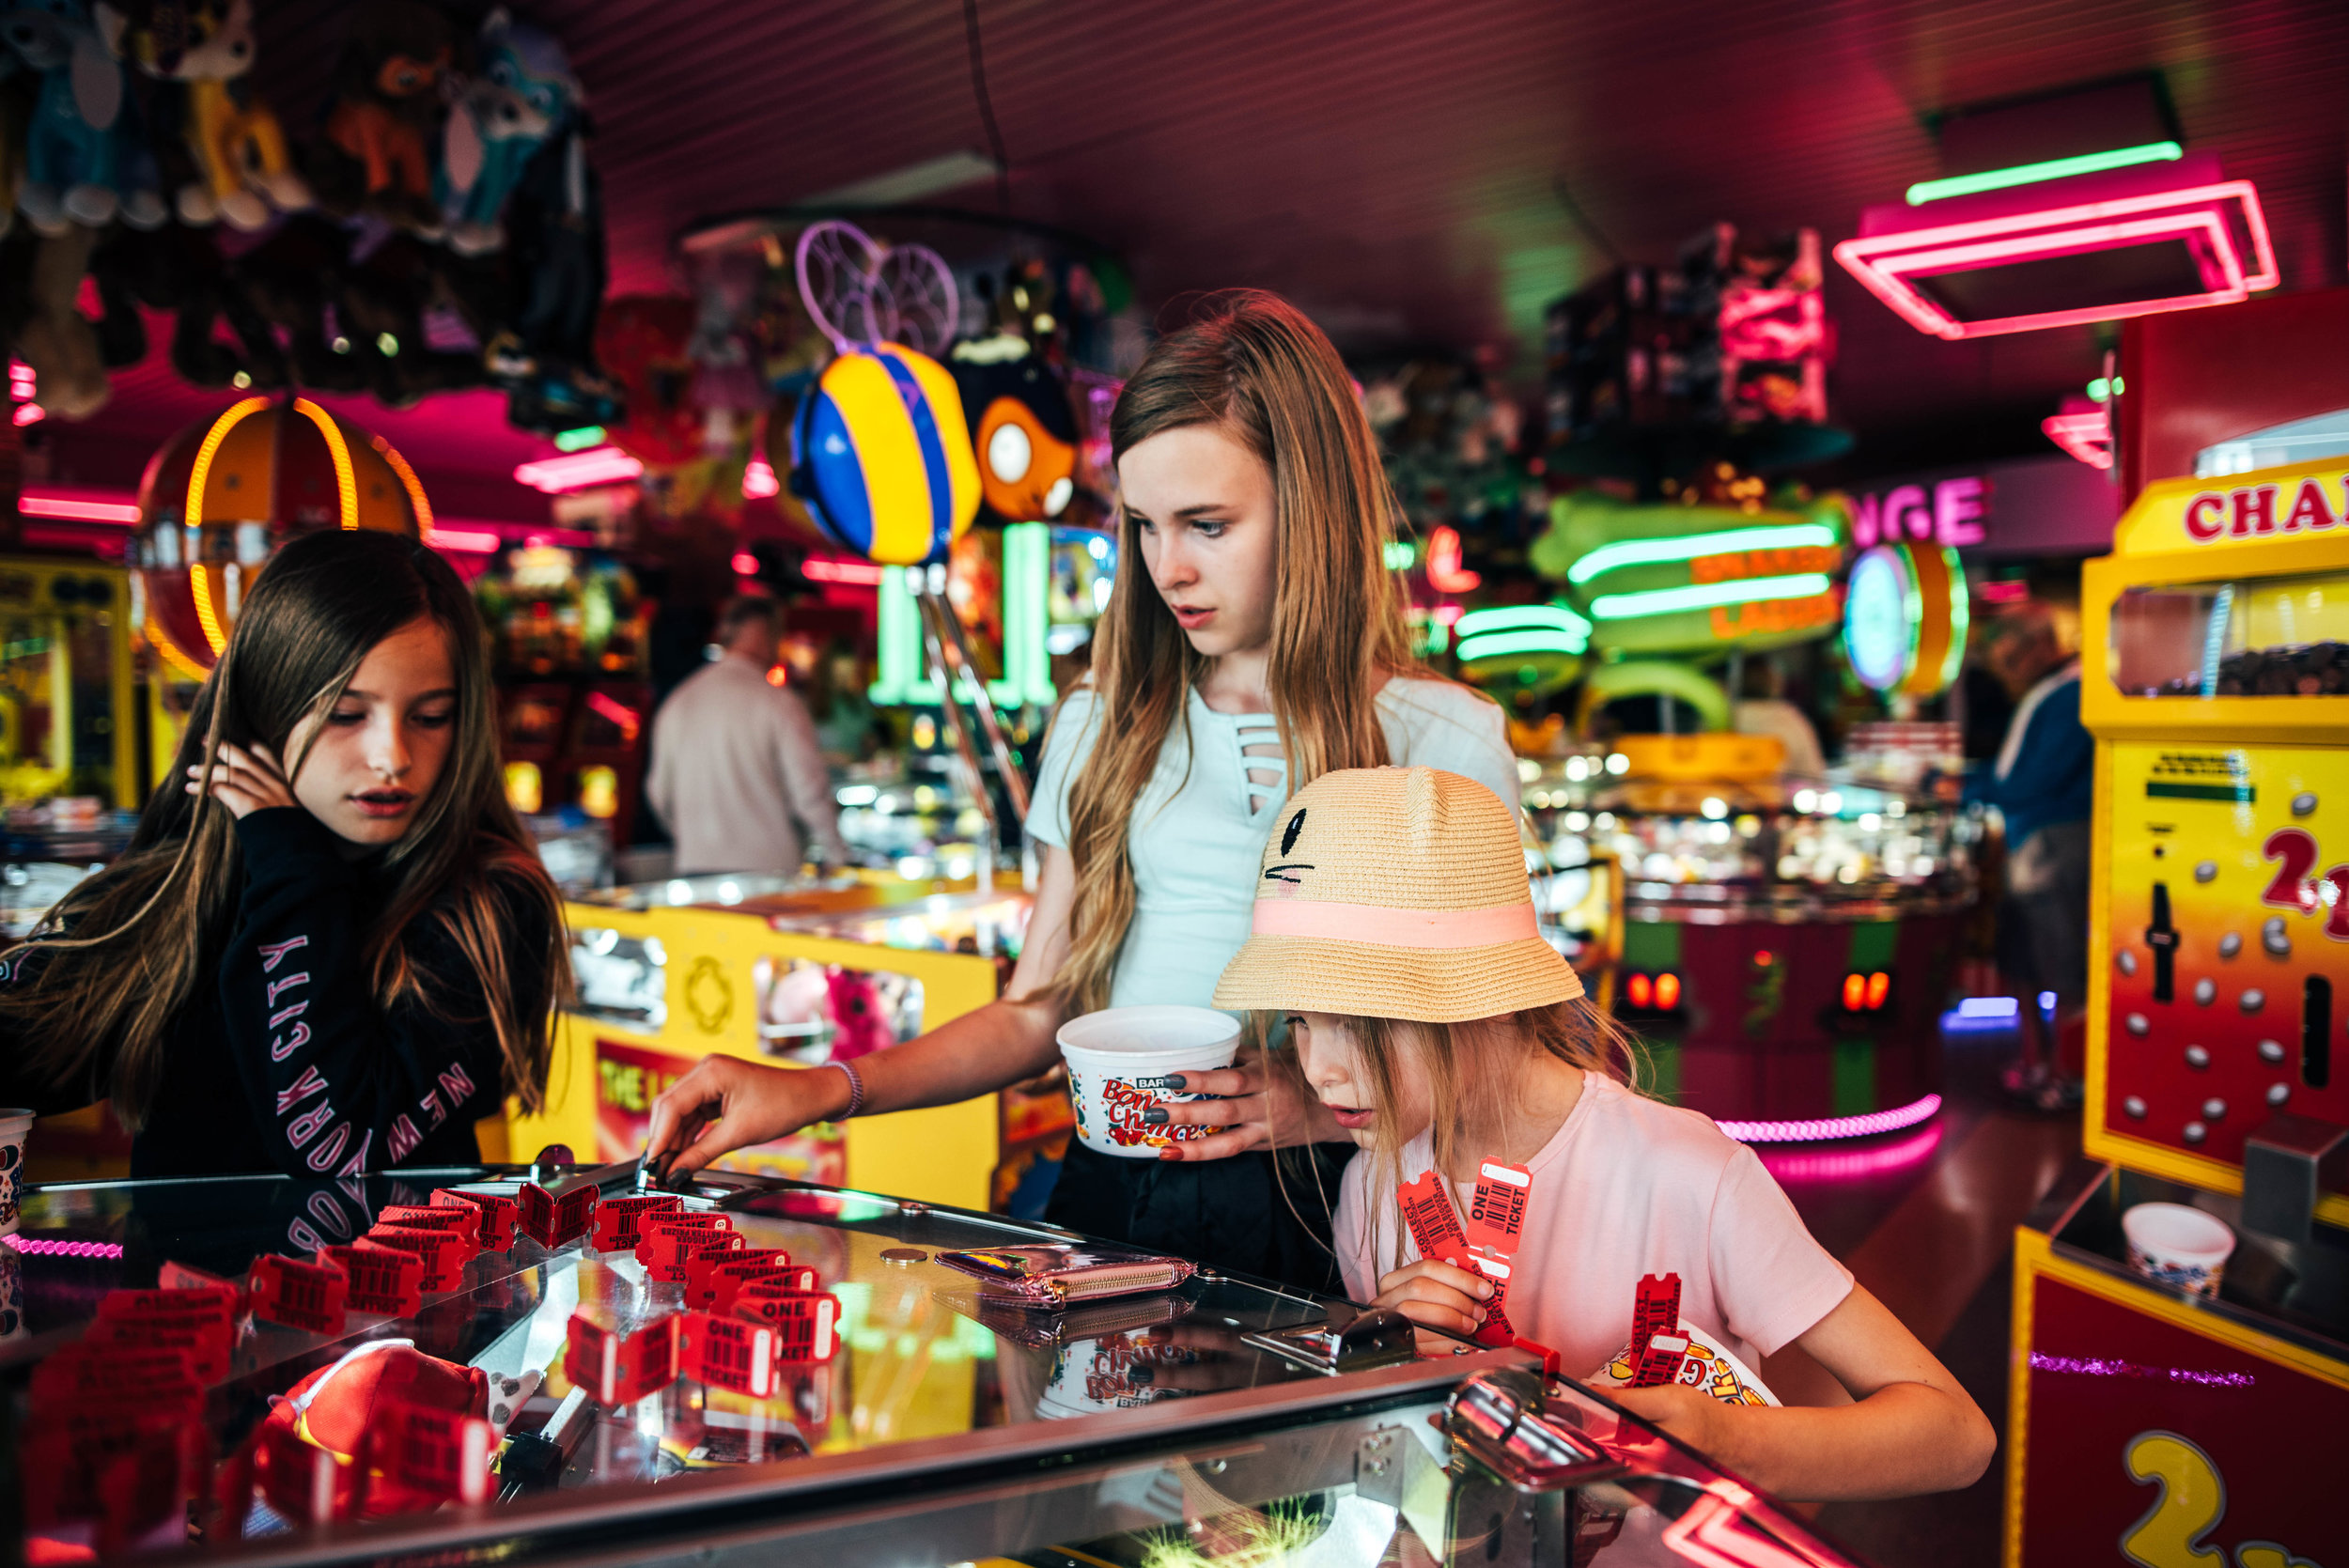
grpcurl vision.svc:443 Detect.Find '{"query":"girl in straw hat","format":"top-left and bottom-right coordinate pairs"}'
top-left (1212, 766), bottom-right (1995, 1503)
top-left (647, 291), bottom-right (1517, 1292)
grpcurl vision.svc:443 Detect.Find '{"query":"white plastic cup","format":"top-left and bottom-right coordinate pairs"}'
top-left (1056, 1006), bottom-right (1241, 1159)
top-left (0, 1109), bottom-right (29, 1239)
top-left (2123, 1202), bottom-right (2236, 1299)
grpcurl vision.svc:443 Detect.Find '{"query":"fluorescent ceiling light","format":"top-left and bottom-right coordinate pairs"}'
top-left (809, 150), bottom-right (1003, 210)
top-left (1590, 573), bottom-right (1833, 621)
top-left (1566, 523), bottom-right (1839, 586)
top-left (1906, 141), bottom-right (2183, 205)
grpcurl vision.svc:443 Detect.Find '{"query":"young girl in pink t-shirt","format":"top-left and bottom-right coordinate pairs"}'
top-left (1208, 765), bottom-right (1994, 1503)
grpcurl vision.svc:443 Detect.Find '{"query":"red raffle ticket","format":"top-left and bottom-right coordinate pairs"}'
top-left (361, 1225), bottom-right (474, 1291)
top-left (647, 1231), bottom-right (744, 1284)
top-left (519, 1182), bottom-right (599, 1248)
top-left (730, 1269), bottom-right (824, 1314)
top-left (19, 1405), bottom-right (206, 1533)
top-left (590, 1193), bottom-right (681, 1251)
top-left (157, 1259), bottom-right (247, 1315)
top-left (432, 1188), bottom-right (518, 1250)
top-left (368, 1398), bottom-right (496, 1504)
top-left (1631, 1273), bottom-right (1682, 1362)
top-left (1467, 1253), bottom-right (1517, 1348)
top-left (563, 1312), bottom-right (680, 1405)
top-left (635, 1210), bottom-right (729, 1263)
top-left (677, 1312), bottom-right (776, 1398)
top-left (1631, 1331), bottom-right (1690, 1388)
top-left (1465, 1159), bottom-right (1532, 1255)
top-left (247, 1254), bottom-right (349, 1335)
top-left (682, 1249), bottom-right (794, 1312)
top-left (377, 1203), bottom-right (480, 1242)
top-left (322, 1242), bottom-right (426, 1316)
top-left (98, 1285), bottom-right (238, 1327)
top-left (1396, 1171), bottom-right (1472, 1265)
top-left (256, 1418), bottom-right (365, 1522)
top-left (32, 1346), bottom-right (205, 1412)
top-left (84, 1315), bottom-right (231, 1385)
top-left (732, 1290), bottom-right (840, 1362)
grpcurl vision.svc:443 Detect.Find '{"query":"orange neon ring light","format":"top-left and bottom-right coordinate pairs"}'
top-left (183, 396), bottom-right (271, 655)
top-left (290, 398), bottom-right (359, 529)
top-left (371, 434), bottom-right (432, 535)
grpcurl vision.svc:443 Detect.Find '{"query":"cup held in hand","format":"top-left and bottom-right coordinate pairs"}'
top-left (1056, 1006), bottom-right (1241, 1159)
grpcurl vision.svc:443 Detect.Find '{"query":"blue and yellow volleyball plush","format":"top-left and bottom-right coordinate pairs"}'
top-left (791, 343), bottom-right (982, 566)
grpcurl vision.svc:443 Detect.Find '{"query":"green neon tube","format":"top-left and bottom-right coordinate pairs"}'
top-left (1564, 523), bottom-right (1839, 586)
top-left (1455, 604), bottom-right (1594, 639)
top-left (1905, 141), bottom-right (2183, 205)
top-left (1589, 572), bottom-right (1832, 621)
top-left (1456, 629), bottom-right (1587, 662)
top-left (870, 566), bottom-right (926, 705)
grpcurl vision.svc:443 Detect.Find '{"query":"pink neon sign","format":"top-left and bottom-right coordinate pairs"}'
top-left (2042, 409), bottom-right (2113, 469)
top-left (1850, 476), bottom-right (1988, 549)
top-left (1835, 179), bottom-right (2277, 340)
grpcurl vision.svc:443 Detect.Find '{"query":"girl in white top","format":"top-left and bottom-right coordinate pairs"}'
top-left (646, 291), bottom-right (1517, 1290)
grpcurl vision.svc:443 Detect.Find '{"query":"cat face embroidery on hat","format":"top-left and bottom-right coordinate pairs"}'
top-left (1212, 766), bottom-right (1586, 1022)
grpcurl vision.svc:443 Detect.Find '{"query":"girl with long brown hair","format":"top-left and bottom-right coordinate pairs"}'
top-left (646, 290), bottom-right (1517, 1290)
top-left (0, 529), bottom-right (565, 1178)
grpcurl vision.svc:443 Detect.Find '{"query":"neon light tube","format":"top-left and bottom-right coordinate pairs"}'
top-left (1589, 573), bottom-right (1831, 621)
top-left (552, 425), bottom-right (607, 452)
top-left (804, 558), bottom-right (886, 585)
top-left (1906, 140), bottom-right (2183, 205)
top-left (1715, 1092), bottom-right (1942, 1143)
top-left (1455, 629), bottom-right (1588, 663)
top-left (18, 493), bottom-right (140, 524)
top-left (1566, 523), bottom-right (1840, 585)
top-left (2042, 410), bottom-right (2113, 469)
top-left (291, 398), bottom-right (358, 529)
top-left (1454, 604), bottom-right (1594, 639)
top-left (513, 446), bottom-right (645, 493)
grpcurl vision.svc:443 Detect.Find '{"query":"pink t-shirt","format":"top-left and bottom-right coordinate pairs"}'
top-left (1333, 1074), bottom-right (1854, 1377)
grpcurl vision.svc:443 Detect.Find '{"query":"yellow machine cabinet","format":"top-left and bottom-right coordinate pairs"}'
top-left (2080, 459), bottom-right (2349, 1225)
top-left (496, 877), bottom-right (1054, 1214)
top-left (0, 557), bottom-right (137, 808)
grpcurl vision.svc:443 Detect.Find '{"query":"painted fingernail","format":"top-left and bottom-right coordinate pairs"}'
top-left (1141, 1108), bottom-right (1169, 1126)
top-left (1161, 1075), bottom-right (1187, 1091)
top-left (1127, 1365), bottom-right (1155, 1385)
top-left (1158, 1146), bottom-right (1183, 1161)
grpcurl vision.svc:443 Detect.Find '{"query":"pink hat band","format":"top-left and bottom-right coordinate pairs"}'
top-left (1249, 897), bottom-right (1539, 950)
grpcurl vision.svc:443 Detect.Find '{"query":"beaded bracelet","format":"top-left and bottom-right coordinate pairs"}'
top-left (832, 1059), bottom-right (866, 1119)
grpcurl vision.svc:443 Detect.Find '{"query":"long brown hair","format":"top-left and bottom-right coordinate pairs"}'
top-left (2, 530), bottom-right (566, 1128)
top-left (1058, 290), bottom-right (1422, 1011)
top-left (1270, 1001), bottom-right (1641, 1268)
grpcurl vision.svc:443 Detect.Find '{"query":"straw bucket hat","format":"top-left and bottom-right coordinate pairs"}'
top-left (1212, 766), bottom-right (1584, 1023)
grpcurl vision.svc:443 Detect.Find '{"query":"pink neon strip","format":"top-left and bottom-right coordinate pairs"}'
top-left (1865, 212), bottom-right (2245, 340)
top-left (1715, 1093), bottom-right (1941, 1144)
top-left (805, 558), bottom-right (886, 585)
top-left (4, 1236), bottom-right (127, 1259)
top-left (1835, 179), bottom-right (2278, 340)
top-left (513, 446), bottom-right (645, 493)
top-left (1249, 897), bottom-right (1540, 948)
top-left (18, 492), bottom-right (140, 524)
top-left (429, 528), bottom-right (506, 551)
top-left (2042, 411), bottom-right (2114, 469)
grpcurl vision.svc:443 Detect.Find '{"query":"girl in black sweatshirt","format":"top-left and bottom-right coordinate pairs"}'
top-left (1, 530), bottom-right (565, 1177)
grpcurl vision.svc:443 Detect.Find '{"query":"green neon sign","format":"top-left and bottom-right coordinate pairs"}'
top-left (1564, 523), bottom-right (1839, 586)
top-left (1454, 603), bottom-right (1593, 640)
top-left (552, 425), bottom-right (608, 452)
top-left (870, 524), bottom-right (1061, 707)
top-left (1589, 572), bottom-right (1833, 621)
top-left (1904, 141), bottom-right (2183, 205)
top-left (1455, 629), bottom-right (1586, 663)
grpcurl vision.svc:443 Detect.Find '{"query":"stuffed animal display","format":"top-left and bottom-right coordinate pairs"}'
top-left (1, 1), bottom-right (614, 432)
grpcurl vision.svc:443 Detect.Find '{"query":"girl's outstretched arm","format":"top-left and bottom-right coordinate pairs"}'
top-left (1608, 1283), bottom-right (1995, 1502)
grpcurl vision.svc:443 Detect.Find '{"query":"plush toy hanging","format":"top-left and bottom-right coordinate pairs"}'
top-left (121, 0), bottom-right (311, 230)
top-left (786, 220), bottom-right (977, 566)
top-left (950, 334), bottom-right (1080, 522)
top-left (7, 0), bottom-right (167, 234)
top-left (436, 7), bottom-right (581, 256)
top-left (307, 0), bottom-right (455, 234)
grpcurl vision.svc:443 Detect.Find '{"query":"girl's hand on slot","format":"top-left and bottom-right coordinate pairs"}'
top-left (189, 742), bottom-right (299, 818)
top-left (645, 1054), bottom-right (845, 1182)
top-left (1603, 1382), bottom-right (1729, 1460)
top-left (1149, 1046), bottom-right (1346, 1161)
top-left (1369, 1258), bottom-right (1492, 1339)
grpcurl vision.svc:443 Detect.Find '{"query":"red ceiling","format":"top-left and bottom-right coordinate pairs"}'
top-left (34, 0), bottom-right (2349, 513)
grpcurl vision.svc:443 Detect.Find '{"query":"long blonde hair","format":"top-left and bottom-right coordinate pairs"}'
top-left (1058, 290), bottom-right (1420, 1012)
top-left (1272, 1001), bottom-right (1640, 1266)
top-left (2, 530), bottom-right (566, 1128)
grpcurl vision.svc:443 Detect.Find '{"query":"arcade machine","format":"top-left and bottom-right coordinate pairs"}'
top-left (475, 543), bottom-right (654, 846)
top-left (2006, 455), bottom-right (2349, 1565)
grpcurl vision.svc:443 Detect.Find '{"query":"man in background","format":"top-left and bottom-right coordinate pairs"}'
top-left (1969, 605), bottom-right (2092, 1110)
top-left (647, 595), bottom-right (852, 877)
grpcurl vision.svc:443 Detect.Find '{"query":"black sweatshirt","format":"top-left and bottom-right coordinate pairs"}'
top-left (10, 809), bottom-right (544, 1179)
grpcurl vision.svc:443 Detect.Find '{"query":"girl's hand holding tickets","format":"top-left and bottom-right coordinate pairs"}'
top-left (1369, 1256), bottom-right (1495, 1340)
